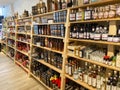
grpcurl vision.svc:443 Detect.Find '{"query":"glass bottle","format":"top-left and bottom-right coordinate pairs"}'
top-left (58, 0), bottom-right (62, 10)
top-left (92, 65), bottom-right (97, 88)
top-left (70, 10), bottom-right (76, 21)
top-left (96, 67), bottom-right (101, 90)
top-left (62, 0), bottom-right (67, 9)
top-left (93, 7), bottom-right (98, 20)
top-left (78, 67), bottom-right (83, 81)
top-left (72, 25), bottom-right (77, 38)
top-left (73, 68), bottom-right (79, 80)
top-left (67, 0), bottom-right (73, 7)
top-left (116, 4), bottom-right (120, 17)
top-left (116, 50), bottom-right (120, 68)
top-left (83, 62), bottom-right (88, 83)
top-left (102, 26), bottom-right (108, 41)
top-left (104, 5), bottom-right (109, 19)
top-left (84, 7), bottom-right (92, 20)
top-left (98, 7), bottom-right (104, 19)
top-left (88, 66), bottom-right (92, 86)
top-left (76, 8), bottom-right (83, 21)
top-left (90, 25), bottom-right (95, 40)
top-left (117, 75), bottom-right (120, 90)
top-left (109, 5), bottom-right (116, 18)
top-left (68, 59), bottom-right (72, 76)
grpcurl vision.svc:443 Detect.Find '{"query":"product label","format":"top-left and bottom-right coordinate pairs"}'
top-left (104, 12), bottom-right (109, 18)
top-left (97, 80), bottom-right (101, 89)
top-left (116, 54), bottom-right (120, 68)
top-left (85, 11), bottom-right (91, 20)
top-left (92, 78), bottom-right (97, 87)
top-left (108, 37), bottom-right (113, 42)
top-left (112, 86), bottom-right (117, 90)
top-left (73, 74), bottom-right (79, 80)
top-left (70, 14), bottom-right (76, 21)
top-left (79, 33), bottom-right (84, 38)
top-left (106, 85), bottom-right (111, 90)
top-left (117, 87), bottom-right (120, 90)
top-left (84, 74), bottom-right (88, 83)
top-left (79, 51), bottom-right (83, 58)
top-left (79, 73), bottom-right (83, 81)
top-left (116, 7), bottom-right (120, 16)
top-left (90, 33), bottom-right (94, 39)
top-left (102, 34), bottom-right (108, 40)
top-left (75, 50), bottom-right (79, 56)
top-left (94, 34), bottom-right (101, 40)
top-left (109, 11), bottom-right (115, 18)
top-left (65, 65), bottom-right (69, 74)
top-left (72, 33), bottom-right (77, 38)
top-left (88, 76), bottom-right (92, 85)
top-left (76, 12), bottom-right (82, 20)
top-left (98, 12), bottom-right (103, 19)
top-left (68, 66), bottom-right (72, 75)
top-left (93, 12), bottom-right (98, 19)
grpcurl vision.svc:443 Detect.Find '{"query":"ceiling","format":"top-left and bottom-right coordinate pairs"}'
top-left (0, 0), bottom-right (16, 6)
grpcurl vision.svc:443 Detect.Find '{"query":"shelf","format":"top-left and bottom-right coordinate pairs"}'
top-left (32, 44), bottom-right (63, 54)
top-left (16, 49), bottom-right (28, 56)
top-left (69, 38), bottom-right (120, 46)
top-left (33, 34), bottom-right (64, 39)
top-left (7, 45), bottom-right (15, 49)
top-left (30, 73), bottom-right (52, 90)
top-left (65, 74), bottom-right (96, 90)
top-left (2, 41), bottom-right (6, 44)
top-left (33, 22), bottom-right (65, 25)
top-left (35, 59), bottom-right (62, 74)
top-left (17, 24), bottom-right (31, 27)
top-left (17, 16), bottom-right (32, 20)
top-left (16, 32), bottom-right (31, 35)
top-left (16, 40), bottom-right (30, 44)
top-left (7, 54), bottom-right (14, 61)
top-left (68, 54), bottom-right (120, 72)
top-left (2, 50), bottom-right (6, 54)
top-left (69, 0), bottom-right (120, 9)
top-left (33, 12), bottom-right (53, 18)
top-left (7, 20), bottom-right (15, 22)
top-left (70, 18), bottom-right (120, 24)
top-left (15, 60), bottom-right (29, 72)
top-left (7, 37), bottom-right (15, 41)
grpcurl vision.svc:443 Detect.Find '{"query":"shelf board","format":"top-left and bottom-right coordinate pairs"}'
top-left (33, 12), bottom-right (53, 18)
top-left (7, 45), bottom-right (15, 49)
top-left (32, 44), bottom-right (63, 54)
top-left (8, 26), bottom-right (16, 28)
top-left (35, 59), bottom-right (62, 74)
top-left (65, 74), bottom-right (96, 90)
top-left (16, 49), bottom-right (28, 56)
top-left (69, 0), bottom-right (120, 9)
top-left (15, 60), bottom-right (29, 72)
top-left (7, 20), bottom-right (15, 22)
top-left (2, 50), bottom-right (6, 54)
top-left (7, 54), bottom-right (14, 61)
top-left (68, 54), bottom-right (120, 72)
top-left (70, 18), bottom-right (120, 24)
top-left (17, 16), bottom-right (32, 20)
top-left (7, 37), bottom-right (15, 41)
top-left (69, 38), bottom-right (120, 46)
top-left (16, 40), bottom-right (30, 44)
top-left (30, 73), bottom-right (52, 90)
top-left (33, 22), bottom-right (65, 25)
top-left (17, 24), bottom-right (31, 27)
top-left (16, 32), bottom-right (31, 35)
top-left (33, 34), bottom-right (64, 39)
top-left (2, 42), bottom-right (6, 44)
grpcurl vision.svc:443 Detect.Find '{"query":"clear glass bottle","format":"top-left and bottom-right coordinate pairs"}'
top-left (109, 5), bottom-right (116, 18)
top-left (104, 5), bottom-right (109, 19)
top-left (70, 10), bottom-right (76, 21)
top-left (98, 7), bottom-right (104, 19)
top-left (96, 67), bottom-right (101, 90)
top-left (93, 7), bottom-right (98, 20)
top-left (76, 8), bottom-right (83, 21)
top-left (83, 62), bottom-right (88, 83)
top-left (88, 66), bottom-right (92, 86)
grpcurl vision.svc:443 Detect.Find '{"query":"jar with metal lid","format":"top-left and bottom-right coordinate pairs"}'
top-left (109, 5), bottom-right (116, 18)
top-left (104, 5), bottom-right (109, 19)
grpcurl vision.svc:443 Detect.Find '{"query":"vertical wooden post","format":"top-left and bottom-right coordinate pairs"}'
top-left (28, 17), bottom-right (33, 77)
top-left (61, 8), bottom-right (70, 90)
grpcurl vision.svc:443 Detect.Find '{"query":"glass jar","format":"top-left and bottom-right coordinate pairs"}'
top-left (108, 35), bottom-right (113, 42)
top-left (109, 5), bottom-right (116, 18)
top-left (112, 35), bottom-right (120, 42)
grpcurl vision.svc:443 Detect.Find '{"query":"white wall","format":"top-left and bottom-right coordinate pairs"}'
top-left (13, 0), bottom-right (47, 15)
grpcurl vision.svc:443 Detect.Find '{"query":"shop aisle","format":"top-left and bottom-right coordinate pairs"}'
top-left (0, 52), bottom-right (46, 90)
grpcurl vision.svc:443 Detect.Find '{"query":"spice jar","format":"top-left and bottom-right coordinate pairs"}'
top-left (104, 5), bottom-right (109, 19)
top-left (109, 5), bottom-right (116, 18)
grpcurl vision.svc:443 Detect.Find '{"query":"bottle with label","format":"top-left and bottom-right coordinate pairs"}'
top-left (116, 4), bottom-right (120, 17)
top-left (70, 10), bottom-right (76, 21)
top-left (92, 65), bottom-right (97, 88)
top-left (68, 59), bottom-right (72, 76)
top-left (83, 62), bottom-right (88, 83)
top-left (83, 0), bottom-right (90, 4)
top-left (109, 5), bottom-right (116, 18)
top-left (62, 0), bottom-right (67, 9)
top-left (73, 68), bottom-right (79, 80)
top-left (116, 50), bottom-right (120, 68)
top-left (76, 8), bottom-right (83, 21)
top-left (84, 7), bottom-right (92, 20)
top-left (58, 0), bottom-right (62, 10)
top-left (67, 0), bottom-right (73, 7)
top-left (72, 25), bottom-right (77, 38)
top-left (117, 75), bottom-right (120, 90)
top-left (90, 25), bottom-right (95, 40)
top-left (88, 66), bottom-right (92, 86)
top-left (104, 5), bottom-right (109, 19)
top-left (79, 26), bottom-right (84, 39)
top-left (102, 26), bottom-right (108, 41)
top-left (78, 67), bottom-right (83, 81)
top-left (98, 7), bottom-right (104, 19)
top-left (94, 26), bottom-right (101, 40)
top-left (93, 7), bottom-right (98, 20)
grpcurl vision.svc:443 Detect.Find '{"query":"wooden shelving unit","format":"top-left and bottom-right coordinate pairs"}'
top-left (2, 0), bottom-right (120, 90)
